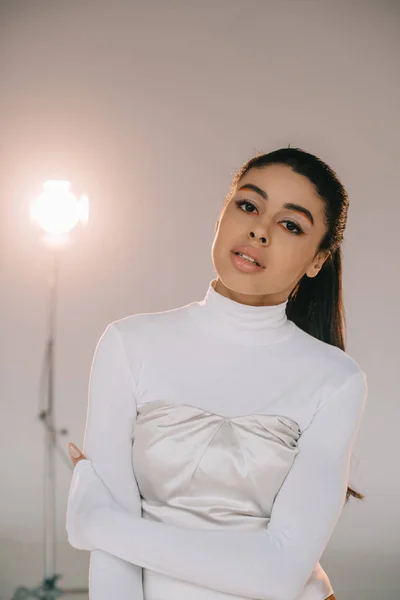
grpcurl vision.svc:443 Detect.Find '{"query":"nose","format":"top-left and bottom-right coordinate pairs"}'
top-left (249, 231), bottom-right (268, 245)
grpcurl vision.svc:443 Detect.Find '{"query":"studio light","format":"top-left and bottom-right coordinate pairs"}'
top-left (11, 180), bottom-right (89, 600)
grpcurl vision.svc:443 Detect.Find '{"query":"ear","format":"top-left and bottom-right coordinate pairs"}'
top-left (305, 250), bottom-right (330, 278)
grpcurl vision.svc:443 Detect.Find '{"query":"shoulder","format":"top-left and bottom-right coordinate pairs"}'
top-left (102, 300), bottom-right (194, 346)
top-left (290, 323), bottom-right (367, 399)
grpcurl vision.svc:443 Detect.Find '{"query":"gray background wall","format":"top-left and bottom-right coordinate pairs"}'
top-left (1, 1), bottom-right (399, 598)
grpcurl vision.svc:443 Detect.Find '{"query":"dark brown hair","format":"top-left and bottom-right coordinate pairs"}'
top-left (223, 146), bottom-right (363, 504)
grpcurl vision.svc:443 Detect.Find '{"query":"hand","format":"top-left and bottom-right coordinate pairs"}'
top-left (68, 442), bottom-right (87, 467)
top-left (66, 443), bottom-right (115, 551)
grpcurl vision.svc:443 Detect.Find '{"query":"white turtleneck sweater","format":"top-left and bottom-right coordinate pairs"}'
top-left (66, 279), bottom-right (367, 600)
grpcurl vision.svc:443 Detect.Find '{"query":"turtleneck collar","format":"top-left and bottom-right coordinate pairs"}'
top-left (188, 279), bottom-right (295, 346)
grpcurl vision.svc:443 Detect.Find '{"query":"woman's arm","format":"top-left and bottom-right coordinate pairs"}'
top-left (67, 369), bottom-right (367, 600)
top-left (69, 324), bottom-right (144, 600)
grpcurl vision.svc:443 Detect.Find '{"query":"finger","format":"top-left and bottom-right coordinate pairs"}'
top-left (68, 442), bottom-right (87, 467)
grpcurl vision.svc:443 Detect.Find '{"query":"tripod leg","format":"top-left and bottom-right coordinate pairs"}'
top-left (10, 586), bottom-right (38, 599)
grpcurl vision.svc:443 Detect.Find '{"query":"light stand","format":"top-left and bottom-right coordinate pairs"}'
top-left (10, 181), bottom-right (89, 600)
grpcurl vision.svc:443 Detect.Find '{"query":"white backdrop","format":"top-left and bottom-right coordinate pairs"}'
top-left (0, 1), bottom-right (399, 598)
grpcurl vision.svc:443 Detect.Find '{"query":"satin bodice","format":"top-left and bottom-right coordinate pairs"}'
top-left (132, 400), bottom-right (333, 600)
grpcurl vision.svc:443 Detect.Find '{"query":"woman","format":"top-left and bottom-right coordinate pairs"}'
top-left (66, 147), bottom-right (367, 600)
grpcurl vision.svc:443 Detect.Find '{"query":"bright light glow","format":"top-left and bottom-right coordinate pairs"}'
top-left (42, 233), bottom-right (72, 249)
top-left (31, 180), bottom-right (89, 235)
top-left (78, 194), bottom-right (89, 225)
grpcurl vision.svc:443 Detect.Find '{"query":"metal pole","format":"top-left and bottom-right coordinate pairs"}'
top-left (43, 252), bottom-right (58, 580)
top-left (10, 217), bottom-right (89, 599)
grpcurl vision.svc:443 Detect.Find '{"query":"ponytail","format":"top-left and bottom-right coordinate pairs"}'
top-left (286, 248), bottom-right (364, 503)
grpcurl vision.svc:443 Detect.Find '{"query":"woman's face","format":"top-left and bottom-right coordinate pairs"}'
top-left (211, 164), bottom-right (330, 306)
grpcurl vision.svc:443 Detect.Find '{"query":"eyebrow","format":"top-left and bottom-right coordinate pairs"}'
top-left (237, 183), bottom-right (314, 225)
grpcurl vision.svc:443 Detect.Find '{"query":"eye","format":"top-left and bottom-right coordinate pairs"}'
top-left (236, 200), bottom-right (305, 236)
top-left (235, 199), bottom-right (258, 214)
top-left (280, 220), bottom-right (304, 235)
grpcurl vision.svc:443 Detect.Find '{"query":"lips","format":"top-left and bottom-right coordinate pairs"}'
top-left (230, 245), bottom-right (265, 268)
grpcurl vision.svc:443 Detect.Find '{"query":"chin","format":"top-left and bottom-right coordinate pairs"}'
top-left (215, 268), bottom-right (269, 296)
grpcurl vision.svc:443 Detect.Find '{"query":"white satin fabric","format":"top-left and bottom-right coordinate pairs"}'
top-left (132, 399), bottom-right (334, 600)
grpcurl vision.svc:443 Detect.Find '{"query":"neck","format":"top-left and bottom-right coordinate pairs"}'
top-left (188, 279), bottom-right (295, 346)
top-left (212, 278), bottom-right (289, 307)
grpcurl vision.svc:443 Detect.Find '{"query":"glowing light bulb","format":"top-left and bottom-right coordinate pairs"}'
top-left (31, 180), bottom-right (89, 235)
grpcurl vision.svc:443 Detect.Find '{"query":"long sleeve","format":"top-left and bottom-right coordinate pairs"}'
top-left (72, 324), bottom-right (144, 600)
top-left (67, 369), bottom-right (367, 600)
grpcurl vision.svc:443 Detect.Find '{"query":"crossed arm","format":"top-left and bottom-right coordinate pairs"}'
top-left (67, 324), bottom-right (367, 600)
top-left (77, 324), bottom-right (144, 599)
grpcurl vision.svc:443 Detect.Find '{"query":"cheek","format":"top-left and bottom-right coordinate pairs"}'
top-left (211, 230), bottom-right (226, 263)
top-left (269, 241), bottom-right (310, 278)
top-left (213, 218), bottom-right (237, 249)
